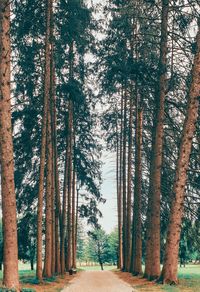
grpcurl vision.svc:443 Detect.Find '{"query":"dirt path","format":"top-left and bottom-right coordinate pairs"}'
top-left (61, 270), bottom-right (136, 292)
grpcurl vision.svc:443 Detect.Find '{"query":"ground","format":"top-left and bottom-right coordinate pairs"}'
top-left (0, 264), bottom-right (200, 291)
top-left (61, 270), bottom-right (135, 292)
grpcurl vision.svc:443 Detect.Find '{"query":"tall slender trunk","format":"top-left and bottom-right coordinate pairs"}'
top-left (122, 85), bottom-right (127, 270)
top-left (66, 100), bottom-right (73, 271)
top-left (116, 99), bottom-right (123, 269)
top-left (144, 0), bottom-right (169, 280)
top-left (131, 104), bottom-right (143, 275)
top-left (61, 124), bottom-right (69, 274)
top-left (75, 183), bottom-right (79, 257)
top-left (119, 92), bottom-right (124, 269)
top-left (43, 104), bottom-right (53, 278)
top-left (126, 90), bottom-right (133, 271)
top-left (49, 0), bottom-right (56, 276)
top-left (36, 0), bottom-right (51, 281)
top-left (51, 159), bottom-right (56, 275)
top-left (51, 55), bottom-right (61, 274)
top-left (0, 2), bottom-right (19, 289)
top-left (159, 24), bottom-right (200, 285)
top-left (72, 156), bottom-right (76, 269)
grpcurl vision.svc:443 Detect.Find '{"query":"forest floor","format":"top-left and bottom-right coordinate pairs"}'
top-left (115, 265), bottom-right (200, 292)
top-left (61, 270), bottom-right (135, 292)
top-left (0, 264), bottom-right (200, 291)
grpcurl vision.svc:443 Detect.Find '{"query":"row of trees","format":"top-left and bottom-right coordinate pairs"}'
top-left (100, 0), bottom-right (200, 285)
top-left (0, 0), bottom-right (103, 290)
top-left (0, 0), bottom-right (200, 290)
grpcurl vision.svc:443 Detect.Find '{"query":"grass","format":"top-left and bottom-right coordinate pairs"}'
top-left (162, 265), bottom-right (200, 292)
top-left (0, 263), bottom-right (199, 291)
top-left (78, 265), bottom-right (116, 271)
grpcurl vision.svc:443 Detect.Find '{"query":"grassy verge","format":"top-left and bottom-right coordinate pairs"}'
top-left (114, 265), bottom-right (200, 292)
top-left (0, 263), bottom-right (74, 292)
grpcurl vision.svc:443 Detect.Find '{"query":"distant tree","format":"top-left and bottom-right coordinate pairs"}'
top-left (88, 228), bottom-right (109, 270)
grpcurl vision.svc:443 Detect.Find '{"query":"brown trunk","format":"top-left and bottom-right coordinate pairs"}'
top-left (51, 163), bottom-right (56, 275)
top-left (43, 104), bottom-right (53, 278)
top-left (36, 0), bottom-right (52, 281)
top-left (50, 8), bottom-right (56, 274)
top-left (66, 100), bottom-right (73, 271)
top-left (0, 2), bottom-right (19, 290)
top-left (52, 63), bottom-right (61, 274)
top-left (159, 24), bottom-right (200, 285)
top-left (117, 96), bottom-right (123, 269)
top-left (72, 157), bottom-right (76, 269)
top-left (144, 0), bottom-right (169, 280)
top-left (122, 85), bottom-right (127, 270)
top-left (126, 91), bottom-right (133, 271)
top-left (51, 49), bottom-right (61, 275)
top-left (75, 182), bottom-right (79, 256)
top-left (60, 127), bottom-right (69, 274)
top-left (131, 106), bottom-right (143, 275)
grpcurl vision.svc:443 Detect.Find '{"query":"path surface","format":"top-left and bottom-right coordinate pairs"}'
top-left (61, 270), bottom-right (136, 292)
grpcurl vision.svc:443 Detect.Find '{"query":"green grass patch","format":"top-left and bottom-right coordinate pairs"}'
top-left (162, 265), bottom-right (200, 292)
top-left (78, 265), bottom-right (116, 271)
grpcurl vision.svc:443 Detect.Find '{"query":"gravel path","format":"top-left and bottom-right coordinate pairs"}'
top-left (61, 270), bottom-right (136, 292)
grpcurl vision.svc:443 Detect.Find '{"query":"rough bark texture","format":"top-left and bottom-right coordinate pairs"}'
top-left (66, 100), bottom-right (73, 271)
top-left (144, 0), bottom-right (169, 280)
top-left (131, 108), bottom-right (143, 275)
top-left (36, 0), bottom-right (51, 281)
top-left (72, 161), bottom-right (76, 269)
top-left (43, 108), bottom-right (53, 278)
top-left (61, 128), bottom-right (69, 274)
top-left (126, 92), bottom-right (133, 271)
top-left (0, 1), bottom-right (19, 289)
top-left (117, 96), bottom-right (123, 269)
top-left (122, 87), bottom-right (127, 270)
top-left (159, 23), bottom-right (200, 285)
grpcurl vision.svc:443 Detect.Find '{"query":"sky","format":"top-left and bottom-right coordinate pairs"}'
top-left (84, 0), bottom-right (118, 234)
top-left (98, 150), bottom-right (118, 233)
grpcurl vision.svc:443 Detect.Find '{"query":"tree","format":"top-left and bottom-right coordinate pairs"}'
top-left (88, 228), bottom-right (109, 270)
top-left (0, 1), bottom-right (19, 289)
top-left (159, 22), bottom-right (200, 285)
top-left (36, 0), bottom-right (51, 281)
top-left (144, 0), bottom-right (169, 280)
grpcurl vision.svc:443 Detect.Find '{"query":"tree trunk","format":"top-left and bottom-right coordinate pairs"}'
top-left (122, 85), bottom-right (127, 270)
top-left (117, 95), bottom-right (123, 269)
top-left (72, 153), bottom-right (76, 269)
top-left (144, 0), bottom-right (169, 280)
top-left (31, 258), bottom-right (34, 271)
top-left (66, 100), bottom-right (73, 271)
top-left (0, 1), bottom-right (19, 290)
top-left (126, 90), bottom-right (133, 271)
top-left (60, 120), bottom-right (69, 274)
top-left (43, 106), bottom-right (53, 278)
top-left (36, 0), bottom-right (52, 281)
top-left (159, 23), bottom-right (200, 285)
top-left (131, 107), bottom-right (143, 275)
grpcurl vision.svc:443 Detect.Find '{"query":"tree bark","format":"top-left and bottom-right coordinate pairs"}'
top-left (131, 106), bottom-right (143, 275)
top-left (126, 91), bottom-right (133, 271)
top-left (36, 0), bottom-right (52, 281)
top-left (66, 100), bottom-right (73, 271)
top-left (144, 0), bottom-right (169, 280)
top-left (0, 2), bottom-right (19, 289)
top-left (72, 160), bottom-right (76, 269)
top-left (159, 23), bottom-right (200, 285)
top-left (117, 95), bottom-right (123, 269)
top-left (43, 106), bottom-right (53, 278)
top-left (122, 85), bottom-right (127, 270)
top-left (60, 120), bottom-right (69, 274)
